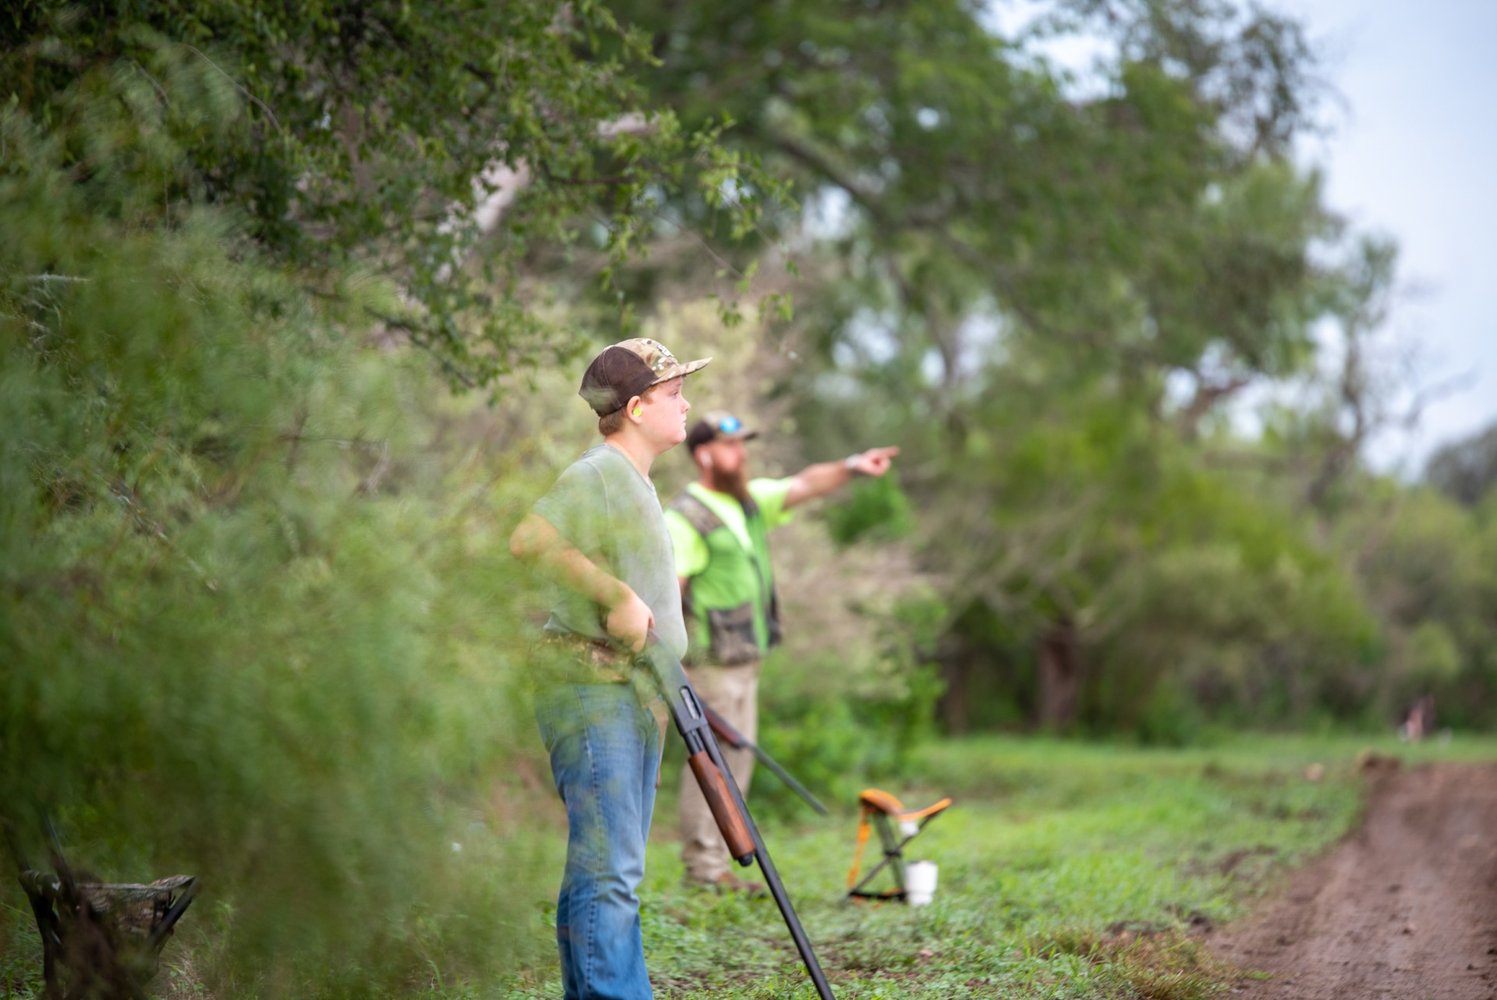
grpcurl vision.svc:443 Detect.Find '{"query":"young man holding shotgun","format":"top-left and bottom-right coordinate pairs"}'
top-left (510, 337), bottom-right (709, 999)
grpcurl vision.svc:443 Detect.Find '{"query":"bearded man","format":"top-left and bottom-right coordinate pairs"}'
top-left (664, 411), bottom-right (898, 892)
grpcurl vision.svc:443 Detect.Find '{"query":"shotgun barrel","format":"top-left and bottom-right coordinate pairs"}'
top-left (635, 635), bottom-right (836, 1000)
top-left (704, 704), bottom-right (830, 816)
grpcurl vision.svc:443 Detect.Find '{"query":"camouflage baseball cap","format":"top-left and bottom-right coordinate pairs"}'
top-left (579, 338), bottom-right (712, 416)
top-left (686, 411), bottom-right (759, 450)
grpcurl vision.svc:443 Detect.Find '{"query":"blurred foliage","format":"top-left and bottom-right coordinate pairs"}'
top-left (0, 2), bottom-right (762, 993)
top-left (1426, 421), bottom-right (1497, 506)
top-left (7, 0), bottom-right (1497, 995)
top-left (753, 588), bottom-right (945, 822)
top-left (0, 115), bottom-right (555, 985)
top-left (822, 472), bottom-right (916, 548)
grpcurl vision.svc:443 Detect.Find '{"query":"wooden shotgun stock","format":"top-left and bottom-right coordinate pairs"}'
top-left (635, 634), bottom-right (836, 999)
top-left (686, 749), bottom-right (755, 862)
top-left (634, 642), bottom-right (754, 863)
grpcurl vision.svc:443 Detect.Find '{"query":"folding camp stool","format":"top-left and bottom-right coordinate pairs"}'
top-left (846, 788), bottom-right (952, 901)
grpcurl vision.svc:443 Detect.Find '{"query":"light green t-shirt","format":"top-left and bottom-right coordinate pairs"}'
top-left (532, 442), bottom-right (687, 661)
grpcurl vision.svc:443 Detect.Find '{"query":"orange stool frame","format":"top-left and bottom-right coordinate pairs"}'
top-left (846, 788), bottom-right (952, 901)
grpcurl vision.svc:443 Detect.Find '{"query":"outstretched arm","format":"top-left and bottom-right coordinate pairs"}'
top-left (783, 446), bottom-right (900, 510)
top-left (510, 513), bottom-right (654, 650)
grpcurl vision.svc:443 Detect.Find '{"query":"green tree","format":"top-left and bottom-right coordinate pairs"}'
top-left (1426, 421), bottom-right (1497, 506)
top-left (1, 2), bottom-right (779, 993)
top-left (2, 0), bottom-right (782, 384)
top-left (1335, 483), bottom-right (1497, 728)
top-left (617, 0), bottom-right (1373, 732)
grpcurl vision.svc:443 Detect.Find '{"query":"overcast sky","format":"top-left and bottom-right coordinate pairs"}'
top-left (1282, 0), bottom-right (1497, 473)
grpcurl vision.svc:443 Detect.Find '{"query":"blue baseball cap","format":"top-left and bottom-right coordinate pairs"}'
top-left (686, 411), bottom-right (759, 450)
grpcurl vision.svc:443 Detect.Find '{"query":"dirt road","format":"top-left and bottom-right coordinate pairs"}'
top-left (1207, 761), bottom-right (1497, 1000)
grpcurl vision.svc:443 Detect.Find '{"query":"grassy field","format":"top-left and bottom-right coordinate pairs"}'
top-left (502, 729), bottom-right (1497, 1000)
top-left (6, 730), bottom-right (1495, 999)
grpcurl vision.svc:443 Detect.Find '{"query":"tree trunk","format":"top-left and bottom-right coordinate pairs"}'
top-left (1037, 616), bottom-right (1080, 730)
top-left (939, 655), bottom-right (971, 734)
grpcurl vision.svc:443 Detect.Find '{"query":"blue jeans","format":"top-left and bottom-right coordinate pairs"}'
top-left (535, 682), bottom-right (661, 1000)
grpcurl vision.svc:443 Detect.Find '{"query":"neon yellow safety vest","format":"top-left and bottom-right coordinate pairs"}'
top-left (668, 488), bottom-right (782, 664)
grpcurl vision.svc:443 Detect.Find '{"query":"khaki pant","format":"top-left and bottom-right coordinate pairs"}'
top-left (678, 658), bottom-right (761, 883)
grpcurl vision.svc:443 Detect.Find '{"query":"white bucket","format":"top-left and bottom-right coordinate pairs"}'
top-left (905, 860), bottom-right (938, 906)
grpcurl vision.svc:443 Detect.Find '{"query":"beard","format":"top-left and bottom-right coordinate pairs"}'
top-left (706, 464), bottom-right (751, 503)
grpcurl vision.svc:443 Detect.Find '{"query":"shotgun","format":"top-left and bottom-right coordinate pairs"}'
top-left (635, 634), bottom-right (836, 1000)
top-left (703, 704), bottom-right (830, 816)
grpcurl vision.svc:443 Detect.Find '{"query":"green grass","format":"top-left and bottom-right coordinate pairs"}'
top-left (517, 729), bottom-right (1495, 999)
top-left (6, 730), bottom-right (1495, 999)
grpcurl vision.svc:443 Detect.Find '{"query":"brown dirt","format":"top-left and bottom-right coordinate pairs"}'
top-left (1206, 760), bottom-right (1497, 1000)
